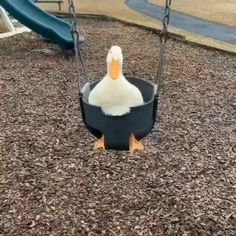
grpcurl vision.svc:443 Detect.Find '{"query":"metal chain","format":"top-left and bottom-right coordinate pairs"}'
top-left (68, 0), bottom-right (170, 95)
top-left (68, 0), bottom-right (88, 94)
top-left (156, 0), bottom-right (172, 96)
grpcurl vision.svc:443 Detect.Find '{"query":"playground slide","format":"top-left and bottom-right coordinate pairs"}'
top-left (0, 0), bottom-right (84, 49)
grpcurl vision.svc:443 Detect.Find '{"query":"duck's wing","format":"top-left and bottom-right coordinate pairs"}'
top-left (126, 83), bottom-right (144, 107)
top-left (88, 78), bottom-right (106, 105)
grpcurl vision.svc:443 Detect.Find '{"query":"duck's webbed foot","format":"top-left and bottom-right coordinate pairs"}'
top-left (129, 134), bottom-right (144, 153)
top-left (94, 135), bottom-right (105, 150)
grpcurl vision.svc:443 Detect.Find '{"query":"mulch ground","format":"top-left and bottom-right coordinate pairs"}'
top-left (0, 18), bottom-right (235, 236)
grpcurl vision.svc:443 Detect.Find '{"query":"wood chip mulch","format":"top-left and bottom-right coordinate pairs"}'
top-left (0, 18), bottom-right (235, 236)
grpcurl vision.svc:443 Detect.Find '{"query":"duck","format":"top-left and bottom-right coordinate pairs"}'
top-left (88, 45), bottom-right (144, 153)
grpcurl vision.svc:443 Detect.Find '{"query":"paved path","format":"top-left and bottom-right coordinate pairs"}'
top-left (126, 0), bottom-right (236, 45)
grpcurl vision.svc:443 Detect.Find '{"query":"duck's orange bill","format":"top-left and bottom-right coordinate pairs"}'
top-left (110, 59), bottom-right (120, 79)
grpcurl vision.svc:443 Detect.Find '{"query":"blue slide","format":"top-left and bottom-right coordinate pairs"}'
top-left (0, 0), bottom-right (84, 49)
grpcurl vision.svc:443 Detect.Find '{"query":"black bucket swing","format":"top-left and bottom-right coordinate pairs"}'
top-left (68, 0), bottom-right (172, 151)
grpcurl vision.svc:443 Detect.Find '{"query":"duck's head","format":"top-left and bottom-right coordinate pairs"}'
top-left (106, 45), bottom-right (123, 80)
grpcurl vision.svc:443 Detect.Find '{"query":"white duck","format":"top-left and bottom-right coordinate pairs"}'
top-left (88, 45), bottom-right (144, 152)
top-left (89, 45), bottom-right (143, 115)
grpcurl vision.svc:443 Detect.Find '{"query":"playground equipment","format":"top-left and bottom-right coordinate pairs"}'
top-left (35, 0), bottom-right (63, 11)
top-left (69, 0), bottom-right (172, 150)
top-left (0, 6), bottom-right (31, 38)
top-left (0, 0), bottom-right (84, 49)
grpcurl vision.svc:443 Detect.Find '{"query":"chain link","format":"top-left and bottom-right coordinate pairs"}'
top-left (156, 0), bottom-right (172, 96)
top-left (68, 0), bottom-right (88, 94)
top-left (68, 0), bottom-right (170, 95)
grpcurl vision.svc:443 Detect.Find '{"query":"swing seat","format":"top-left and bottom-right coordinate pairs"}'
top-left (66, 0), bottom-right (171, 151)
top-left (80, 77), bottom-right (158, 150)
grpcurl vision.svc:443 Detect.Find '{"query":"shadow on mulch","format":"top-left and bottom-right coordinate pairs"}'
top-left (0, 18), bottom-right (235, 235)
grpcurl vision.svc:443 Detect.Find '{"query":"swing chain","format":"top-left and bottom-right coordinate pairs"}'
top-left (68, 0), bottom-right (88, 94)
top-left (156, 0), bottom-right (172, 96)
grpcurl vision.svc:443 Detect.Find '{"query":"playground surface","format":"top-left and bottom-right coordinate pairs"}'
top-left (127, 0), bottom-right (236, 47)
top-left (1, 18), bottom-right (235, 235)
top-left (38, 0), bottom-right (236, 54)
top-left (150, 0), bottom-right (236, 27)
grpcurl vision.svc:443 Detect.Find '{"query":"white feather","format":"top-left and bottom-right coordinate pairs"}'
top-left (89, 75), bottom-right (143, 116)
top-left (88, 46), bottom-right (144, 116)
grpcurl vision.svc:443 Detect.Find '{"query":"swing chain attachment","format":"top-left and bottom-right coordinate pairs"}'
top-left (68, 0), bottom-right (88, 94)
top-left (156, 0), bottom-right (172, 96)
